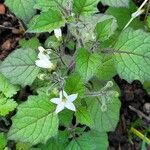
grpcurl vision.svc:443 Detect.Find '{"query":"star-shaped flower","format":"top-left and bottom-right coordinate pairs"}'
top-left (50, 90), bottom-right (78, 114)
top-left (35, 46), bottom-right (54, 69)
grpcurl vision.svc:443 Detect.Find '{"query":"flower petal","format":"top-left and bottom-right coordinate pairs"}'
top-left (68, 94), bottom-right (78, 102)
top-left (54, 28), bottom-right (62, 39)
top-left (50, 98), bottom-right (61, 104)
top-left (62, 90), bottom-right (68, 99)
top-left (35, 59), bottom-right (53, 69)
top-left (38, 52), bottom-right (50, 60)
top-left (59, 91), bottom-right (63, 100)
top-left (55, 103), bottom-right (65, 114)
top-left (38, 46), bottom-right (45, 53)
top-left (65, 101), bottom-right (76, 112)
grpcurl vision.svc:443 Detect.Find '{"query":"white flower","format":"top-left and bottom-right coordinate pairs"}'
top-left (54, 28), bottom-right (62, 39)
top-left (35, 46), bottom-right (54, 69)
top-left (50, 90), bottom-right (78, 114)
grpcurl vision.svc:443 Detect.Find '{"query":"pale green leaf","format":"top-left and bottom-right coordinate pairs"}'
top-left (0, 133), bottom-right (7, 150)
top-left (73, 0), bottom-right (99, 16)
top-left (0, 73), bottom-right (19, 98)
top-left (27, 9), bottom-right (65, 33)
top-left (113, 28), bottom-right (150, 83)
top-left (8, 94), bottom-right (59, 145)
top-left (5, 0), bottom-right (36, 23)
top-left (101, 0), bottom-right (129, 7)
top-left (87, 90), bottom-right (121, 132)
top-left (96, 18), bottom-right (117, 41)
top-left (75, 106), bottom-right (93, 127)
top-left (0, 98), bottom-right (17, 116)
top-left (76, 48), bottom-right (102, 81)
top-left (69, 14), bottom-right (115, 44)
top-left (66, 131), bottom-right (108, 150)
top-left (0, 48), bottom-right (39, 86)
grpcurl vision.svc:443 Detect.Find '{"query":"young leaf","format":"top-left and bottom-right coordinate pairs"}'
top-left (75, 106), bottom-right (93, 127)
top-left (87, 90), bottom-right (121, 132)
top-left (96, 18), bottom-right (117, 41)
top-left (65, 73), bottom-right (85, 96)
top-left (0, 133), bottom-right (7, 150)
top-left (73, 0), bottom-right (99, 16)
top-left (5, 0), bottom-right (36, 23)
top-left (0, 48), bottom-right (39, 86)
top-left (8, 94), bottom-right (59, 145)
top-left (16, 142), bottom-right (32, 150)
top-left (113, 28), bottom-right (150, 83)
top-left (76, 48), bottom-right (102, 81)
top-left (27, 9), bottom-right (65, 33)
top-left (0, 98), bottom-right (17, 117)
top-left (0, 73), bottom-right (19, 98)
top-left (19, 37), bottom-right (40, 50)
top-left (101, 0), bottom-right (129, 7)
top-left (66, 131), bottom-right (108, 150)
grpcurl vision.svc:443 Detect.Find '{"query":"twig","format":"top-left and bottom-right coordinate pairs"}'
top-left (144, 0), bottom-right (150, 20)
top-left (129, 105), bottom-right (150, 121)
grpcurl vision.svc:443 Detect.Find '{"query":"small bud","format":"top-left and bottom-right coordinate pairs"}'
top-left (52, 88), bottom-right (59, 95)
top-left (38, 74), bottom-right (46, 80)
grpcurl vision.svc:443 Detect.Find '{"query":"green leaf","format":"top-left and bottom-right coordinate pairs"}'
top-left (44, 36), bottom-right (61, 50)
top-left (65, 73), bottom-right (85, 96)
top-left (34, 0), bottom-right (73, 12)
top-left (40, 138), bottom-right (64, 150)
top-left (113, 28), bottom-right (150, 83)
top-left (143, 82), bottom-right (150, 94)
top-left (100, 0), bottom-right (129, 7)
top-left (69, 14), bottom-right (115, 44)
top-left (0, 133), bottom-right (7, 150)
top-left (76, 48), bottom-right (102, 81)
top-left (28, 9), bottom-right (65, 33)
top-left (0, 98), bottom-right (17, 116)
top-left (0, 73), bottom-right (19, 98)
top-left (106, 2), bottom-right (143, 30)
top-left (96, 54), bottom-right (117, 80)
top-left (0, 48), bottom-right (39, 86)
top-left (66, 131), bottom-right (108, 150)
top-left (87, 90), bottom-right (121, 132)
top-left (147, 15), bottom-right (150, 29)
top-left (73, 0), bottom-right (99, 16)
top-left (19, 38), bottom-right (40, 50)
top-left (5, 0), bottom-right (36, 23)
top-left (16, 142), bottom-right (32, 150)
top-left (8, 94), bottom-right (59, 145)
top-left (96, 18), bottom-right (117, 41)
top-left (59, 109), bottom-right (73, 126)
top-left (75, 106), bottom-right (93, 127)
